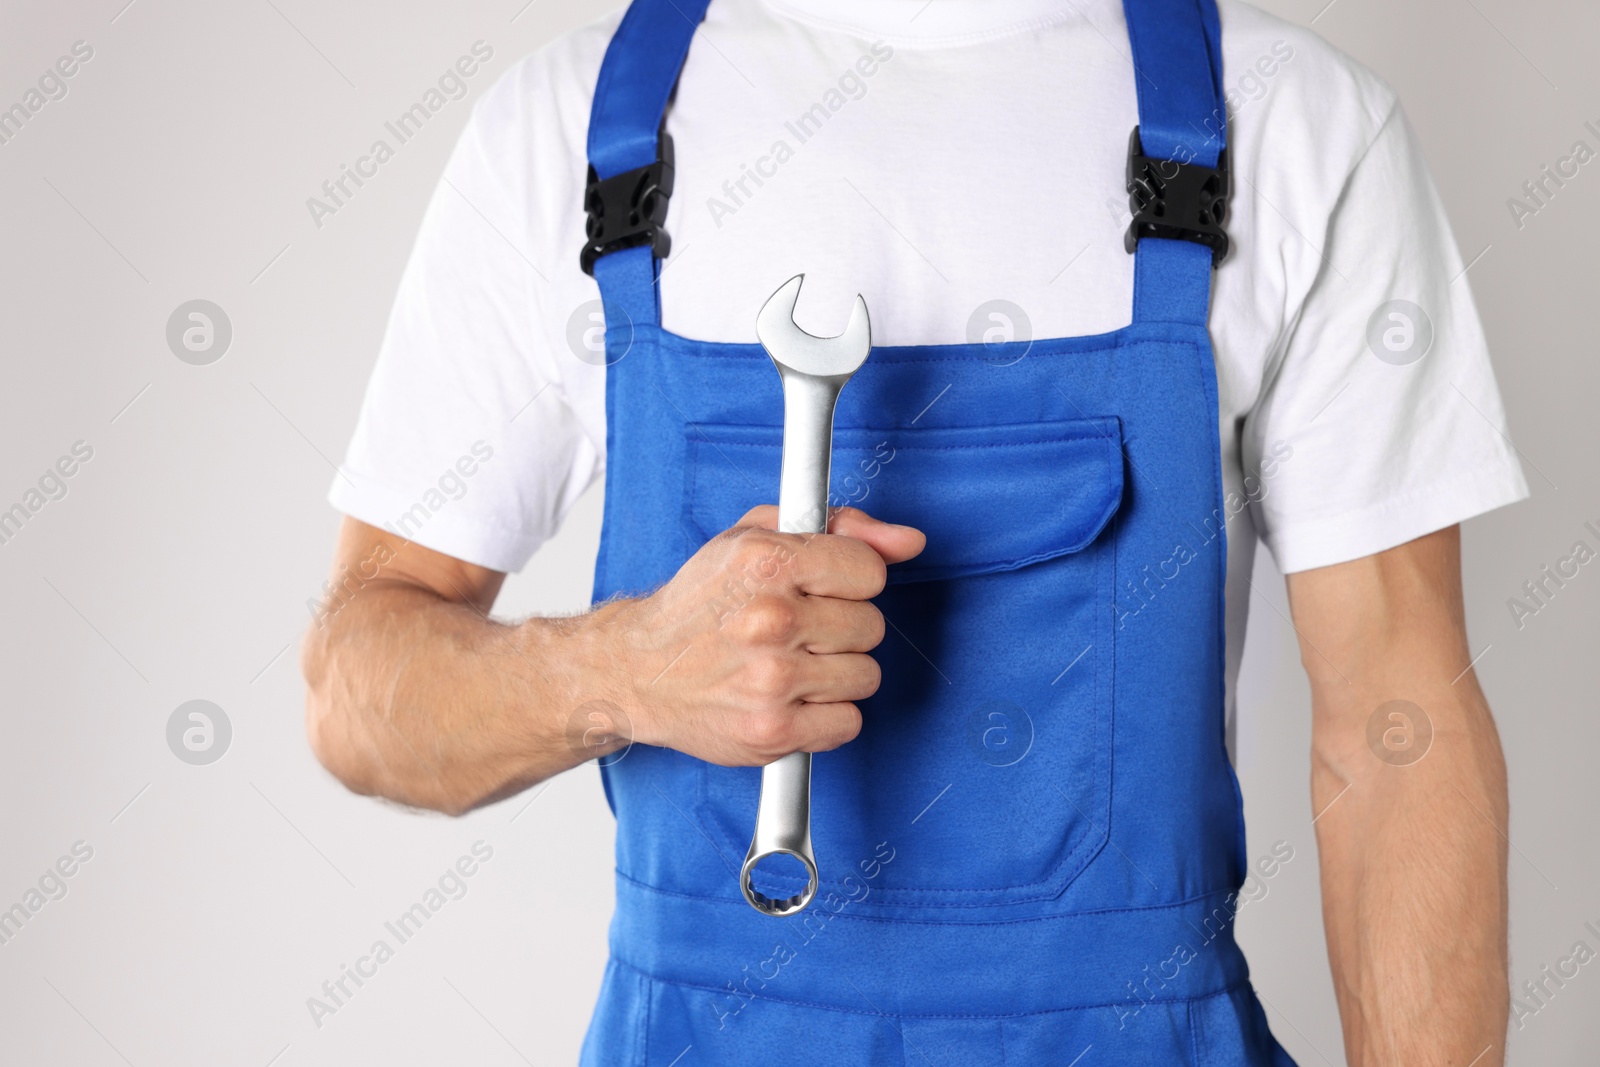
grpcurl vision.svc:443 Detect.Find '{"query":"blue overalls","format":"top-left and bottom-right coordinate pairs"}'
top-left (579, 0), bottom-right (1297, 1062)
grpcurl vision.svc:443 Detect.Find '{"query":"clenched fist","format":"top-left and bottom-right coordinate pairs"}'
top-left (608, 506), bottom-right (925, 766)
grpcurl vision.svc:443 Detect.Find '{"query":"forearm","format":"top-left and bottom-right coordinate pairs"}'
top-left (1292, 528), bottom-right (1509, 1066)
top-left (302, 580), bottom-right (631, 815)
top-left (300, 507), bottom-right (918, 816)
top-left (1313, 675), bottom-right (1508, 1066)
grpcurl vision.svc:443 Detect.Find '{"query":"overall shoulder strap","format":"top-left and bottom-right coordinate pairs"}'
top-left (1122, 0), bottom-right (1230, 327)
top-left (581, 0), bottom-right (1225, 332)
top-left (583, 0), bottom-right (712, 342)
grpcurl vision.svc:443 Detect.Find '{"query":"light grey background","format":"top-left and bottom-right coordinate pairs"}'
top-left (0, 0), bottom-right (1594, 1063)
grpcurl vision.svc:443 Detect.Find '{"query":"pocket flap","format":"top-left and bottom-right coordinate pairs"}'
top-left (685, 417), bottom-right (1124, 583)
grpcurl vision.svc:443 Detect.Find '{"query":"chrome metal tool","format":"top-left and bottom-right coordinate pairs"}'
top-left (740, 274), bottom-right (872, 917)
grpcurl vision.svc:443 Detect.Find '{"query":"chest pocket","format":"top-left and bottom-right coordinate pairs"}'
top-left (684, 417), bottom-right (1123, 910)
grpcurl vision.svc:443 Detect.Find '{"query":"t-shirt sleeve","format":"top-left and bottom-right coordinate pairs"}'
top-left (327, 66), bottom-right (598, 574)
top-left (1243, 100), bottom-right (1530, 574)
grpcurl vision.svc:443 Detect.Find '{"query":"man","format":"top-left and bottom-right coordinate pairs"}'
top-left (302, 0), bottom-right (1526, 1062)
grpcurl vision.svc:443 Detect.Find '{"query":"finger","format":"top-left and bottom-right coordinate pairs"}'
top-left (785, 701), bottom-right (863, 753)
top-left (735, 504), bottom-right (779, 531)
top-left (783, 533), bottom-right (889, 599)
top-left (736, 505), bottom-right (925, 566)
top-left (795, 596), bottom-right (885, 654)
top-left (794, 651), bottom-right (881, 704)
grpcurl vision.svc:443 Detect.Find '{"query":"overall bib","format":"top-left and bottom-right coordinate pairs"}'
top-left (580, 0), bottom-right (1297, 1062)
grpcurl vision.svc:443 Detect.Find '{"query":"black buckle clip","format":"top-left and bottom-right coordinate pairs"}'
top-left (1124, 126), bottom-right (1230, 266)
top-left (580, 130), bottom-right (675, 276)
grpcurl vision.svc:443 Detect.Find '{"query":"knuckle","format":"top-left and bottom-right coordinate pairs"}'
top-left (739, 709), bottom-right (793, 756)
top-left (731, 528), bottom-right (782, 564)
top-left (746, 652), bottom-right (798, 702)
top-left (736, 595), bottom-right (798, 645)
top-left (711, 523), bottom-right (751, 553)
top-left (809, 705), bottom-right (862, 753)
top-left (732, 532), bottom-right (800, 585)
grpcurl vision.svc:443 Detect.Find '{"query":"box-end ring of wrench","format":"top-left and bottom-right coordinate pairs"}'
top-left (741, 273), bottom-right (872, 917)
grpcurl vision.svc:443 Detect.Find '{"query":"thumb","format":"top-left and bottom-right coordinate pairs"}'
top-left (734, 504), bottom-right (926, 564)
top-left (826, 506), bottom-right (926, 564)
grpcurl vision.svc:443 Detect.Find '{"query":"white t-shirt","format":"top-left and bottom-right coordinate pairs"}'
top-left (330, 0), bottom-right (1528, 721)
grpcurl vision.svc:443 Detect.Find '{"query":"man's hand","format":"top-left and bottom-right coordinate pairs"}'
top-left (1286, 525), bottom-right (1509, 1067)
top-left (610, 505), bottom-right (924, 766)
top-left (301, 506), bottom-right (922, 815)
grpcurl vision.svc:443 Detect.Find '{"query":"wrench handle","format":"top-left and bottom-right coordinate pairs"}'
top-left (774, 373), bottom-right (842, 536)
top-left (741, 751), bottom-right (817, 916)
top-left (740, 372), bottom-right (843, 916)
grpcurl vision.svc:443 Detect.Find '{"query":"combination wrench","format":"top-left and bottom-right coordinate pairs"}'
top-left (740, 274), bottom-right (872, 917)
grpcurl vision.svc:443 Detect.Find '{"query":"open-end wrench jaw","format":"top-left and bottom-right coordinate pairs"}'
top-left (740, 274), bottom-right (872, 917)
top-left (757, 274), bottom-right (872, 382)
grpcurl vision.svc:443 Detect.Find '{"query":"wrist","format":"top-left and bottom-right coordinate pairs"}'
top-left (556, 596), bottom-right (664, 755)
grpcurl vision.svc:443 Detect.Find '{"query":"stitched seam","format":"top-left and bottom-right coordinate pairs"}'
top-left (890, 547), bottom-right (1101, 575)
top-left (639, 966), bottom-right (650, 1067)
top-left (667, 330), bottom-right (1176, 353)
top-left (684, 435), bottom-right (1121, 899)
top-left (684, 588), bottom-right (1111, 901)
top-left (662, 331), bottom-right (1201, 362)
top-left (681, 352), bottom-right (1164, 365)
top-left (673, 339), bottom-right (1206, 903)
top-left (646, 321), bottom-right (1190, 350)
top-left (612, 868), bottom-right (1242, 923)
top-left (1181, 312), bottom-right (1240, 882)
top-left (687, 429), bottom-right (1122, 609)
top-left (610, 957), bottom-right (1248, 1020)
top-left (689, 438), bottom-right (1121, 576)
top-left (687, 433), bottom-right (1120, 451)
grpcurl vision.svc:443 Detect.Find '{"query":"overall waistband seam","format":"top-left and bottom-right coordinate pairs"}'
top-left (615, 868), bottom-right (1245, 927)
top-left (609, 956), bottom-right (1250, 1020)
